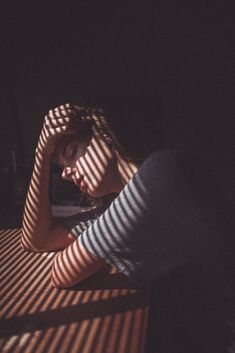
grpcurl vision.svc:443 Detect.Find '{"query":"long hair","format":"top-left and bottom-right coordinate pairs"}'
top-left (53, 104), bottom-right (139, 210)
top-left (71, 104), bottom-right (140, 164)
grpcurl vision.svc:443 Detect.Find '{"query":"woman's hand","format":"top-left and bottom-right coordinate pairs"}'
top-left (37, 103), bottom-right (83, 157)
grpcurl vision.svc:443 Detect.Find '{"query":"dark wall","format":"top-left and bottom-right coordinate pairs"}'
top-left (1, 2), bottom-right (234, 205)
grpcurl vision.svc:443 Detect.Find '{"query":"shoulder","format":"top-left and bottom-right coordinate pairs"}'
top-left (137, 148), bottom-right (189, 177)
top-left (142, 148), bottom-right (194, 166)
top-left (133, 148), bottom-right (208, 196)
top-left (138, 148), bottom-right (207, 176)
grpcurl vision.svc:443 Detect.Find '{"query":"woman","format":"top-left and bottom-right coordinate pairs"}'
top-left (22, 103), bottom-right (234, 353)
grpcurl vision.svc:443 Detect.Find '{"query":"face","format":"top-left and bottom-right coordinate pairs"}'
top-left (57, 134), bottom-right (122, 197)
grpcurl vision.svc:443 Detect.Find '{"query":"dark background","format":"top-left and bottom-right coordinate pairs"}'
top-left (0, 2), bottom-right (234, 226)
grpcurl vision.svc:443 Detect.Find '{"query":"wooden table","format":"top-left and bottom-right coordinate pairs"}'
top-left (0, 229), bottom-right (149, 353)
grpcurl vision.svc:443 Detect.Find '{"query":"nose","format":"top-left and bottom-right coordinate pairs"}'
top-left (61, 167), bottom-right (76, 181)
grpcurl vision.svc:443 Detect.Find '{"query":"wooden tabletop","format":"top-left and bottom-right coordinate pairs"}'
top-left (0, 228), bottom-right (149, 353)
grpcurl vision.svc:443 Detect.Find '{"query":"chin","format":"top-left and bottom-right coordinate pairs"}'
top-left (87, 188), bottom-right (110, 198)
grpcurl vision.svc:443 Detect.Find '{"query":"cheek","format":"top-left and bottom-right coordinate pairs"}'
top-left (76, 156), bottom-right (113, 194)
top-left (78, 151), bottom-right (112, 179)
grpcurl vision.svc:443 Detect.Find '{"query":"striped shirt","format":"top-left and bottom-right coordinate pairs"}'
top-left (61, 149), bottom-right (235, 351)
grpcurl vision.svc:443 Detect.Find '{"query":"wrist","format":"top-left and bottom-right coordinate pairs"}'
top-left (35, 145), bottom-right (53, 161)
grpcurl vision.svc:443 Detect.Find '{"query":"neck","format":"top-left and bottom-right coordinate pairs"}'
top-left (116, 155), bottom-right (139, 190)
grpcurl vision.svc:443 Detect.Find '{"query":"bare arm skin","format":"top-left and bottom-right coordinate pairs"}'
top-left (51, 239), bottom-right (106, 288)
top-left (21, 103), bottom-right (112, 286)
top-left (22, 149), bottom-right (106, 282)
top-left (21, 104), bottom-right (81, 251)
top-left (22, 149), bottom-right (106, 285)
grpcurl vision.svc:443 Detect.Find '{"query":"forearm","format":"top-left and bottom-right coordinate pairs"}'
top-left (51, 239), bottom-right (106, 288)
top-left (21, 103), bottom-right (83, 251)
top-left (22, 147), bottom-right (53, 250)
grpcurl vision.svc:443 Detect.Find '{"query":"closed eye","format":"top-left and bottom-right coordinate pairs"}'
top-left (63, 136), bottom-right (92, 165)
top-left (64, 143), bottom-right (78, 162)
top-left (69, 145), bottom-right (77, 160)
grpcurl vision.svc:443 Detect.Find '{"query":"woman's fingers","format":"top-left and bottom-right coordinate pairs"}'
top-left (48, 103), bottom-right (80, 117)
top-left (45, 110), bottom-right (82, 123)
top-left (37, 103), bottom-right (85, 156)
top-left (44, 117), bottom-right (82, 130)
top-left (47, 109), bottom-right (77, 119)
top-left (50, 103), bottom-right (79, 111)
top-left (44, 126), bottom-right (79, 137)
top-left (38, 125), bottom-right (79, 155)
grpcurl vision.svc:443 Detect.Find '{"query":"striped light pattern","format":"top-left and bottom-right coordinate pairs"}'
top-left (0, 229), bottom-right (149, 353)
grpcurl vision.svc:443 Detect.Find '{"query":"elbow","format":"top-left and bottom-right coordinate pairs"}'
top-left (21, 236), bottom-right (40, 253)
top-left (21, 237), bottom-right (47, 253)
top-left (21, 228), bottom-right (52, 253)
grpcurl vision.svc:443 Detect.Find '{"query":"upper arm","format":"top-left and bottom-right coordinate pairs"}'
top-left (51, 238), bottom-right (107, 288)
